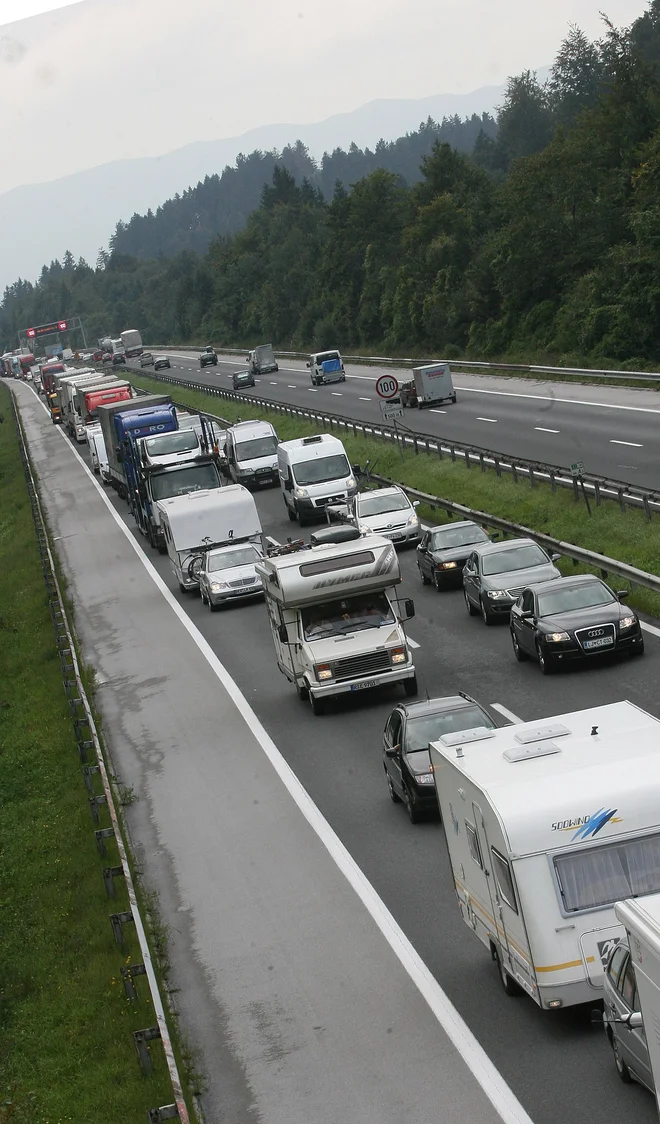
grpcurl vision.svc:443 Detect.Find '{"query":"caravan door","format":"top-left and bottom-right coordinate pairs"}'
top-left (472, 802), bottom-right (532, 992)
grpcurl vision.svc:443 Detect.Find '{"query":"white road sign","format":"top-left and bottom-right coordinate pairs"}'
top-left (380, 396), bottom-right (404, 420)
top-left (375, 374), bottom-right (400, 399)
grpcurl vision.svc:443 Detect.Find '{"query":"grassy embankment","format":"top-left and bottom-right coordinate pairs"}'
top-left (0, 383), bottom-right (187, 1123)
top-left (132, 370), bottom-right (660, 619)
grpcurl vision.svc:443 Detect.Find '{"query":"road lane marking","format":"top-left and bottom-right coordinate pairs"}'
top-left (476, 417), bottom-right (497, 423)
top-left (407, 637), bottom-right (420, 650)
top-left (642, 621), bottom-right (660, 638)
top-left (429, 409), bottom-right (446, 414)
top-left (287, 385), bottom-right (297, 389)
top-left (269, 381), bottom-right (278, 385)
top-left (308, 388), bottom-right (318, 392)
top-left (491, 703), bottom-right (523, 724)
top-left (457, 385), bottom-right (660, 415)
top-left (359, 397), bottom-right (372, 402)
top-left (534, 427), bottom-right (560, 434)
top-left (331, 392), bottom-right (342, 396)
top-left (610, 439), bottom-right (643, 447)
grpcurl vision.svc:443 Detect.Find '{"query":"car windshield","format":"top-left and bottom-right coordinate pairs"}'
top-left (405, 705), bottom-right (493, 752)
top-left (144, 432), bottom-right (197, 456)
top-left (358, 492), bottom-right (410, 517)
top-left (236, 436), bottom-right (277, 461)
top-left (235, 372), bottom-right (251, 381)
top-left (537, 582), bottom-right (614, 616)
top-left (150, 463), bottom-right (220, 500)
top-left (207, 546), bottom-right (260, 572)
top-left (430, 525), bottom-right (487, 549)
top-left (302, 592), bottom-right (394, 639)
top-left (293, 453), bottom-right (350, 486)
top-left (482, 544), bottom-right (548, 575)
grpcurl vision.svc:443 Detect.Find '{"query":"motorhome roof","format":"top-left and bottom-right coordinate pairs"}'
top-left (430, 701), bottom-right (660, 856)
top-left (257, 533), bottom-right (400, 606)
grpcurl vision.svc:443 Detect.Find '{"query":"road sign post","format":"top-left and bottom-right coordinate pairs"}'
top-left (570, 461), bottom-right (591, 516)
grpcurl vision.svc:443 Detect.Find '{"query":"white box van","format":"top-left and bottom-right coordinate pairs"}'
top-left (225, 420), bottom-right (279, 488)
top-left (86, 423), bottom-right (110, 481)
top-left (429, 700), bottom-right (660, 1010)
top-left (307, 350), bottom-right (345, 386)
top-left (278, 433), bottom-right (356, 526)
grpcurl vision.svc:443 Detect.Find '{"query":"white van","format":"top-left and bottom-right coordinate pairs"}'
top-left (225, 420), bottom-right (279, 488)
top-left (158, 485), bottom-right (262, 593)
top-left (429, 700), bottom-right (660, 1010)
top-left (278, 433), bottom-right (356, 525)
top-left (307, 349), bottom-right (345, 386)
top-left (87, 423), bottom-right (110, 481)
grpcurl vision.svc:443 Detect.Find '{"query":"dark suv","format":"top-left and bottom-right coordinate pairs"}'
top-left (200, 347), bottom-right (218, 368)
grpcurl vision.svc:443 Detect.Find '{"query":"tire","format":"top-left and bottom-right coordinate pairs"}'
top-left (297, 506), bottom-right (309, 528)
top-left (511, 628), bottom-right (528, 661)
top-left (493, 945), bottom-right (521, 996)
top-left (452, 393), bottom-right (457, 403)
top-left (157, 541), bottom-right (167, 555)
top-left (209, 599), bottom-right (220, 612)
top-left (536, 640), bottom-right (555, 675)
top-left (274, 364), bottom-right (279, 372)
top-left (296, 680), bottom-right (309, 702)
top-left (200, 588), bottom-right (208, 604)
top-left (419, 564), bottom-right (430, 586)
top-left (309, 692), bottom-right (325, 716)
top-left (480, 597), bottom-right (494, 626)
top-left (404, 675), bottom-right (418, 697)
top-left (464, 587), bottom-right (478, 616)
top-left (287, 502), bottom-right (297, 522)
top-left (403, 784), bottom-right (423, 824)
top-left (611, 1033), bottom-right (632, 1083)
top-left (385, 768), bottom-right (402, 803)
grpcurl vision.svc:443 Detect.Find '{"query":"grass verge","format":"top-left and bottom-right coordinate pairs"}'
top-left (0, 382), bottom-right (191, 1124)
top-left (132, 371), bottom-right (660, 619)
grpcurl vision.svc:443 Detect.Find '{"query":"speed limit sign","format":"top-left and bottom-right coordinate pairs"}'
top-left (375, 374), bottom-right (399, 399)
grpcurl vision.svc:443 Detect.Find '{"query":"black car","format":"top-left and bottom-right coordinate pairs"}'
top-left (233, 370), bottom-right (255, 390)
top-left (154, 355), bottom-right (171, 370)
top-left (200, 347), bottom-right (218, 368)
top-left (383, 694), bottom-right (499, 822)
top-left (112, 352), bottom-right (126, 366)
top-left (510, 574), bottom-right (644, 674)
top-left (417, 521), bottom-right (490, 588)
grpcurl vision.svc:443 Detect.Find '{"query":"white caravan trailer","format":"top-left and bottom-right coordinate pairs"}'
top-left (256, 530), bottom-right (416, 715)
top-left (158, 485), bottom-right (262, 592)
top-left (429, 700), bottom-right (660, 1010)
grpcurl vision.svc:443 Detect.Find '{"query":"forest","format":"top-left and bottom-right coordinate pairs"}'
top-left (3, 1), bottom-right (660, 367)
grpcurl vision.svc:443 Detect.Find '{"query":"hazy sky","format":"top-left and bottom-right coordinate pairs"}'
top-left (0, 0), bottom-right (647, 195)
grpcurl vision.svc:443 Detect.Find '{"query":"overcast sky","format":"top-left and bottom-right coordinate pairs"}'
top-left (0, 0), bottom-right (647, 196)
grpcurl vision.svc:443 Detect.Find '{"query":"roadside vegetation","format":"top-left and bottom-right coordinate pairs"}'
top-left (132, 371), bottom-right (660, 620)
top-left (0, 383), bottom-right (184, 1123)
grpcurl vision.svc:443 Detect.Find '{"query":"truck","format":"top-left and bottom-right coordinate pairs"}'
top-left (97, 396), bottom-right (176, 498)
top-left (55, 371), bottom-right (108, 441)
top-left (246, 343), bottom-right (278, 376)
top-left (19, 353), bottom-right (36, 377)
top-left (306, 349), bottom-right (345, 387)
top-left (87, 423), bottom-right (110, 481)
top-left (428, 699), bottom-right (660, 1011)
top-left (400, 362), bottom-right (456, 409)
top-left (74, 379), bottom-right (132, 436)
top-left (255, 528), bottom-right (417, 715)
top-left (120, 329), bottom-right (143, 357)
top-left (158, 484), bottom-right (261, 593)
top-left (40, 360), bottom-right (66, 394)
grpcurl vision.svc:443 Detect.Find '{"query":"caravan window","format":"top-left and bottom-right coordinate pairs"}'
top-left (554, 832), bottom-right (660, 913)
top-left (491, 849), bottom-right (518, 913)
top-left (466, 822), bottom-right (483, 869)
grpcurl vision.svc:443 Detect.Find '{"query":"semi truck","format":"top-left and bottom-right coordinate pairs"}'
top-left (74, 378), bottom-right (132, 433)
top-left (121, 329), bottom-right (143, 357)
top-left (97, 396), bottom-right (176, 499)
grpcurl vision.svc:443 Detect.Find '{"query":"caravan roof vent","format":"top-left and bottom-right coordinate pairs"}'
top-left (514, 723), bottom-right (571, 745)
top-left (504, 741), bottom-right (562, 763)
top-left (440, 727), bottom-right (496, 748)
top-left (302, 435), bottom-right (324, 445)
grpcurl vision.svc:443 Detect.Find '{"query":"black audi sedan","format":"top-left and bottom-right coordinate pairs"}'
top-left (510, 574), bottom-right (644, 674)
top-left (382, 694), bottom-right (499, 823)
top-left (416, 520), bottom-right (490, 589)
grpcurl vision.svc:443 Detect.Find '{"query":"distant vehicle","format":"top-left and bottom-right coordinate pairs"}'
top-left (121, 329), bottom-right (143, 357)
top-left (154, 355), bottom-right (171, 370)
top-left (232, 370), bottom-right (255, 390)
top-left (140, 352), bottom-right (154, 367)
top-left (510, 574), bottom-right (644, 673)
top-left (278, 433), bottom-right (356, 526)
top-left (47, 392), bottom-right (62, 424)
top-left (400, 362), bottom-right (456, 409)
top-left (307, 349), bottom-right (345, 386)
top-left (102, 352), bottom-right (113, 364)
top-left (417, 521), bottom-right (491, 588)
top-left (463, 538), bottom-right (561, 625)
top-left (112, 352), bottom-right (126, 366)
top-left (383, 695), bottom-right (500, 822)
top-left (247, 343), bottom-right (277, 375)
top-left (62, 348), bottom-right (74, 362)
top-left (19, 353), bottom-right (36, 377)
top-left (200, 346), bottom-right (218, 368)
top-left (92, 349), bottom-right (104, 361)
top-left (225, 420), bottom-right (278, 488)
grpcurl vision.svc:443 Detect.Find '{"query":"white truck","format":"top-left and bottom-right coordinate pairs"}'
top-left (400, 362), bottom-right (456, 409)
top-left (55, 370), bottom-right (108, 440)
top-left (429, 700), bottom-right (660, 1011)
top-left (256, 529), bottom-right (417, 715)
top-left (121, 329), bottom-right (143, 357)
top-left (87, 423), bottom-right (110, 481)
top-left (246, 343), bottom-right (278, 375)
top-left (158, 485), bottom-right (262, 593)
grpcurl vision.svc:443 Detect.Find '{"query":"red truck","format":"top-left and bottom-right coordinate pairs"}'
top-left (79, 381), bottom-right (132, 425)
top-left (41, 361), bottom-right (66, 394)
top-left (19, 353), bottom-right (36, 377)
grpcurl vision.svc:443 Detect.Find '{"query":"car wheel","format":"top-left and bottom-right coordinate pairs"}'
top-left (493, 945), bottom-right (521, 997)
top-left (296, 680), bottom-right (309, 702)
top-left (536, 640), bottom-right (554, 675)
top-left (464, 588), bottom-right (478, 616)
top-left (403, 784), bottom-right (422, 824)
top-left (287, 503), bottom-right (297, 522)
top-left (209, 599), bottom-right (220, 612)
top-left (419, 564), bottom-right (430, 585)
top-left (385, 768), bottom-right (402, 804)
top-left (404, 675), bottom-right (418, 697)
top-left (309, 692), bottom-right (325, 716)
top-left (297, 506), bottom-right (309, 527)
top-left (480, 597), bottom-right (494, 626)
top-left (511, 629), bottom-right (528, 661)
top-left (178, 582), bottom-right (187, 594)
top-left (200, 588), bottom-right (207, 604)
top-left (611, 1033), bottom-right (632, 1083)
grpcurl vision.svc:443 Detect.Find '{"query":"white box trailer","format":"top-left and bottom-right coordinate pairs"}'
top-left (407, 362), bottom-right (456, 408)
top-left (158, 485), bottom-right (262, 592)
top-left (429, 700), bottom-right (660, 1010)
top-left (615, 893), bottom-right (660, 1110)
top-left (247, 343), bottom-right (278, 375)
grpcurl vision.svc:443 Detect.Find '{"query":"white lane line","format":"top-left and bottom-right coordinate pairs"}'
top-left (308, 388), bottom-right (318, 392)
top-left (287, 385), bottom-right (297, 389)
top-left (534, 427), bottom-right (560, 434)
top-left (476, 417), bottom-right (497, 423)
top-left (610, 439), bottom-right (643, 447)
top-left (26, 392), bottom-right (536, 1124)
top-left (458, 385), bottom-right (660, 415)
top-left (429, 409), bottom-right (446, 415)
top-left (269, 381), bottom-right (278, 385)
top-left (331, 392), bottom-right (342, 396)
top-left (491, 703), bottom-right (523, 724)
top-left (359, 397), bottom-right (372, 402)
top-left (407, 637), bottom-right (420, 650)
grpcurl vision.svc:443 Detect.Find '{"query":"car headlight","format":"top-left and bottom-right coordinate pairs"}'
top-left (390, 647), bottom-right (407, 665)
top-left (315, 664), bottom-right (333, 681)
top-left (295, 487), bottom-right (309, 498)
top-left (347, 476), bottom-right (357, 489)
top-left (546, 631), bottom-right (570, 642)
top-left (241, 467), bottom-right (255, 474)
top-left (619, 615), bottom-right (636, 630)
top-left (406, 514), bottom-right (419, 526)
top-left (487, 589), bottom-right (509, 599)
top-left (437, 561), bottom-right (457, 570)
top-left (210, 581), bottom-right (230, 592)
top-left (416, 773), bottom-right (435, 785)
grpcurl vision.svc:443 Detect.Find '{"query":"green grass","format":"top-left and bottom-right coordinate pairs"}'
top-left (0, 384), bottom-right (186, 1124)
top-left (132, 371), bottom-right (660, 619)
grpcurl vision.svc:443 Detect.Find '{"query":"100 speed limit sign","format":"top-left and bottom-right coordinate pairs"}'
top-left (375, 374), bottom-right (400, 399)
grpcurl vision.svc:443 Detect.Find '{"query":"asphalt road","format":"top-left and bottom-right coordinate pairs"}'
top-left (96, 458), bottom-right (660, 1124)
top-left (137, 352), bottom-right (660, 490)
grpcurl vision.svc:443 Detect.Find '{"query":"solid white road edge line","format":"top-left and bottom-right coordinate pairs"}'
top-left (491, 703), bottom-right (523, 725)
top-left (26, 387), bottom-right (535, 1124)
top-left (642, 620), bottom-right (660, 638)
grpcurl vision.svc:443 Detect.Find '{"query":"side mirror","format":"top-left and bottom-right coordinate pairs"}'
top-left (520, 610), bottom-right (534, 620)
top-left (491, 532), bottom-right (499, 542)
top-left (413, 500), bottom-right (420, 508)
top-left (385, 745), bottom-right (401, 758)
top-left (284, 478), bottom-right (292, 492)
top-left (551, 552), bottom-right (562, 562)
top-left (617, 589), bottom-right (629, 600)
top-left (278, 624), bottom-right (289, 643)
top-left (305, 361), bottom-right (310, 367)
top-left (404, 598), bottom-right (415, 620)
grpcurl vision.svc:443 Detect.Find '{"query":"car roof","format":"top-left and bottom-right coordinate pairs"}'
top-left (359, 486), bottom-right (405, 499)
top-left (471, 536), bottom-right (537, 556)
top-left (431, 520), bottom-right (480, 531)
top-left (396, 695), bottom-right (486, 720)
top-left (528, 574), bottom-right (604, 594)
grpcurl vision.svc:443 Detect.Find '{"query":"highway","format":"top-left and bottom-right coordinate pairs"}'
top-left (143, 351), bottom-right (660, 490)
top-left (78, 393), bottom-right (660, 1123)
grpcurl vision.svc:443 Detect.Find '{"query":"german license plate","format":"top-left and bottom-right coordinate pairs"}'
top-left (583, 636), bottom-right (614, 650)
top-left (351, 680), bottom-right (377, 691)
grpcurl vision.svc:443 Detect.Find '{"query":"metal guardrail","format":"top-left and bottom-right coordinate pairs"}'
top-left (139, 370), bottom-right (660, 519)
top-left (9, 388), bottom-right (192, 1124)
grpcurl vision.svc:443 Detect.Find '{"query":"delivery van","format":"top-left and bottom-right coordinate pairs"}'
top-left (278, 433), bottom-right (357, 525)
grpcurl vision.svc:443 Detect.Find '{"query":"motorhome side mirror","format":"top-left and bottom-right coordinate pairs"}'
top-left (617, 589), bottom-right (629, 600)
top-left (278, 624), bottom-right (289, 643)
top-left (385, 745), bottom-right (401, 758)
top-left (404, 598), bottom-right (415, 620)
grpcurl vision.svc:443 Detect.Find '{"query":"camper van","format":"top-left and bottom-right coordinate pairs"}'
top-left (429, 700), bottom-right (660, 1011)
top-left (225, 420), bottom-right (278, 488)
top-left (256, 530), bottom-right (416, 715)
top-left (158, 485), bottom-right (262, 593)
top-left (278, 433), bottom-right (357, 526)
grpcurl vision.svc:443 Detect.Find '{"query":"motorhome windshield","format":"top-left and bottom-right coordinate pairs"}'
top-left (236, 436), bottom-right (278, 462)
top-left (358, 492), bottom-right (410, 517)
top-left (151, 463), bottom-right (219, 500)
top-left (554, 832), bottom-right (660, 912)
top-left (293, 453), bottom-right (350, 487)
top-left (302, 592), bottom-right (394, 640)
top-left (145, 432), bottom-right (197, 456)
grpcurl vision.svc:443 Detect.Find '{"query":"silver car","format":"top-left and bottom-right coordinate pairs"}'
top-left (602, 941), bottom-right (653, 1093)
top-left (463, 537), bottom-right (561, 625)
top-left (197, 543), bottom-right (264, 610)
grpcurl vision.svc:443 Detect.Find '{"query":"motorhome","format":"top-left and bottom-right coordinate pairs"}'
top-left (429, 700), bottom-right (660, 1010)
top-left (612, 892), bottom-right (660, 1105)
top-left (158, 485), bottom-right (262, 592)
top-left (278, 433), bottom-right (357, 526)
top-left (256, 530), bottom-right (417, 715)
top-left (225, 419), bottom-right (278, 488)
